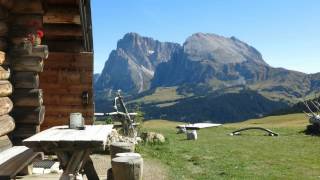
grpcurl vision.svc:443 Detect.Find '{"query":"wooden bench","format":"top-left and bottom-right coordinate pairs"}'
top-left (0, 136), bottom-right (42, 180)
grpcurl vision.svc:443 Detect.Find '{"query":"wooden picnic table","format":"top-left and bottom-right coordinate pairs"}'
top-left (23, 125), bottom-right (113, 180)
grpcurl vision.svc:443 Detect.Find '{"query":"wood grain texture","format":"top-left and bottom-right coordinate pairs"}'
top-left (44, 24), bottom-right (82, 40)
top-left (13, 89), bottom-right (43, 107)
top-left (43, 6), bottom-right (80, 25)
top-left (0, 21), bottom-right (8, 36)
top-left (0, 114), bottom-right (15, 137)
top-left (44, 39), bottom-right (84, 52)
top-left (111, 156), bottom-right (143, 180)
top-left (0, 146), bottom-right (41, 179)
top-left (11, 56), bottom-right (44, 72)
top-left (12, 125), bottom-right (40, 138)
top-left (0, 97), bottom-right (13, 116)
top-left (23, 125), bottom-right (113, 151)
top-left (11, 106), bottom-right (45, 125)
top-left (0, 80), bottom-right (12, 97)
top-left (11, 45), bottom-right (48, 59)
top-left (0, 66), bottom-right (10, 80)
top-left (42, 52), bottom-right (93, 70)
top-left (11, 0), bottom-right (44, 14)
top-left (45, 0), bottom-right (79, 5)
top-left (13, 72), bottom-right (39, 89)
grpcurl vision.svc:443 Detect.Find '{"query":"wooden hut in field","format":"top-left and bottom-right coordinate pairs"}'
top-left (0, 0), bottom-right (94, 145)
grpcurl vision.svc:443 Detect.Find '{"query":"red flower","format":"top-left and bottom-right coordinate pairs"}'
top-left (37, 30), bottom-right (44, 38)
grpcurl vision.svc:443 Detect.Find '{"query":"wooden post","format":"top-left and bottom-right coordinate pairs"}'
top-left (110, 142), bottom-right (135, 160)
top-left (111, 156), bottom-right (143, 180)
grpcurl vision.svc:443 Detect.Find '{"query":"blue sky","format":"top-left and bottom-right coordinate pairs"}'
top-left (92, 0), bottom-right (320, 74)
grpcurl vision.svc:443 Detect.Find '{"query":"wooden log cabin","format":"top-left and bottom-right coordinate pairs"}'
top-left (0, 0), bottom-right (94, 145)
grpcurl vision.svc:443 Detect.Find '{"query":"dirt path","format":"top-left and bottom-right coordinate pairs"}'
top-left (20, 154), bottom-right (168, 180)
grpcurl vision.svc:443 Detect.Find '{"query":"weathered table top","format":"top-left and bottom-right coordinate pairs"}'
top-left (23, 125), bottom-right (114, 151)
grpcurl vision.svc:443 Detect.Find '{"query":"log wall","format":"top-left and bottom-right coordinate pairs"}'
top-left (8, 0), bottom-right (48, 144)
top-left (0, 0), bottom-right (14, 149)
top-left (40, 0), bottom-right (94, 129)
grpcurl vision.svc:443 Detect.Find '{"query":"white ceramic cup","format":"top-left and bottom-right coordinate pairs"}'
top-left (69, 113), bottom-right (84, 129)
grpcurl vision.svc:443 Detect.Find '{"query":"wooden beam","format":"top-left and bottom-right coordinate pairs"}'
top-left (11, 56), bottom-right (44, 72)
top-left (12, 45), bottom-right (49, 59)
top-left (40, 69), bottom-right (92, 84)
top-left (44, 39), bottom-right (84, 52)
top-left (43, 6), bottom-right (80, 25)
top-left (12, 125), bottom-right (40, 138)
top-left (0, 97), bottom-right (13, 116)
top-left (9, 14), bottom-right (43, 28)
top-left (0, 21), bottom-right (8, 36)
top-left (0, 66), bottom-right (10, 80)
top-left (0, 80), bottom-right (12, 97)
top-left (0, 115), bottom-right (15, 137)
top-left (45, 0), bottom-right (79, 5)
top-left (11, 0), bottom-right (44, 14)
top-left (13, 89), bottom-right (43, 107)
top-left (13, 72), bottom-right (39, 89)
top-left (40, 52), bottom-right (93, 70)
top-left (44, 24), bottom-right (82, 40)
top-left (11, 106), bottom-right (45, 125)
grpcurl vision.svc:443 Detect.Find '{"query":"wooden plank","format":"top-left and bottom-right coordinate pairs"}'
top-left (0, 21), bottom-right (8, 36)
top-left (44, 24), bottom-right (82, 40)
top-left (44, 104), bottom-right (94, 116)
top-left (41, 115), bottom-right (94, 128)
top-left (24, 125), bottom-right (113, 150)
top-left (0, 135), bottom-right (12, 152)
top-left (42, 52), bottom-right (93, 70)
top-left (0, 146), bottom-right (41, 179)
top-left (0, 80), bottom-right (12, 97)
top-left (43, 93), bottom-right (84, 105)
top-left (11, 106), bottom-right (45, 125)
top-left (13, 89), bottom-right (43, 107)
top-left (11, 45), bottom-right (49, 59)
top-left (0, 66), bottom-right (10, 80)
top-left (43, 6), bottom-right (80, 24)
top-left (12, 125), bottom-right (40, 138)
top-left (40, 83), bottom-right (92, 94)
top-left (0, 115), bottom-right (15, 137)
top-left (0, 38), bottom-right (7, 51)
top-left (45, 0), bottom-right (79, 5)
top-left (9, 14), bottom-right (43, 28)
top-left (43, 39), bottom-right (84, 52)
top-left (11, 0), bottom-right (44, 14)
top-left (11, 56), bottom-right (44, 72)
top-left (40, 70), bottom-right (92, 84)
top-left (0, 97), bottom-right (13, 116)
top-left (13, 72), bottom-right (39, 89)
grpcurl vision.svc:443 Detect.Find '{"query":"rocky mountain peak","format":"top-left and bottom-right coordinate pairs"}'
top-left (183, 33), bottom-right (268, 65)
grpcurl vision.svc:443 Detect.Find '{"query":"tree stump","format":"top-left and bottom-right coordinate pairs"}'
top-left (111, 156), bottom-right (143, 180)
top-left (115, 153), bottom-right (141, 158)
top-left (187, 130), bottom-right (198, 140)
top-left (110, 142), bottom-right (135, 160)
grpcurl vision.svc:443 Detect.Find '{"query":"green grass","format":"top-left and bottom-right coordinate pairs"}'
top-left (138, 114), bottom-right (320, 179)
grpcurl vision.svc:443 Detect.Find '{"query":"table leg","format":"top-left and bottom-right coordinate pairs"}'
top-left (58, 150), bottom-right (92, 180)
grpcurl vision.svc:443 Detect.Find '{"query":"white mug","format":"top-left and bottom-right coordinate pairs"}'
top-left (69, 113), bottom-right (84, 129)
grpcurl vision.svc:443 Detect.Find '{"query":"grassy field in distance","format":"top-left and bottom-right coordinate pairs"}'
top-left (138, 113), bottom-right (320, 180)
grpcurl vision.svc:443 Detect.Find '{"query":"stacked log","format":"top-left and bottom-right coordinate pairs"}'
top-left (8, 2), bottom-right (48, 144)
top-left (0, 1), bottom-right (15, 149)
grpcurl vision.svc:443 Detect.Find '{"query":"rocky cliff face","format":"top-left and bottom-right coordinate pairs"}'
top-left (95, 33), bottom-right (181, 93)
